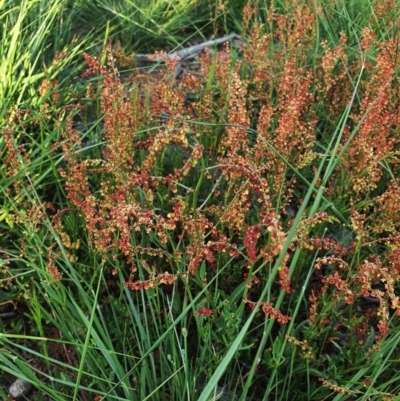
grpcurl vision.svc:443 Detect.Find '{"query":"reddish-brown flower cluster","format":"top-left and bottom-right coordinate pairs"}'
top-left (246, 298), bottom-right (291, 325)
top-left (46, 243), bottom-right (63, 282)
top-left (285, 334), bottom-right (315, 360)
top-left (318, 378), bottom-right (355, 396)
top-left (261, 301), bottom-right (291, 324)
top-left (244, 225), bottom-right (261, 263)
top-left (323, 272), bottom-right (355, 305)
top-left (332, 28), bottom-right (400, 196)
top-left (278, 265), bottom-right (291, 294)
top-left (125, 271), bottom-right (179, 291)
top-left (197, 307), bottom-right (213, 316)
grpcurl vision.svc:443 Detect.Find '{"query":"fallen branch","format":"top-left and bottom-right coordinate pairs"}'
top-left (135, 33), bottom-right (242, 63)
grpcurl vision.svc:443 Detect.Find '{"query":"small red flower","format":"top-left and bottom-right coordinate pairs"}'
top-left (197, 307), bottom-right (213, 316)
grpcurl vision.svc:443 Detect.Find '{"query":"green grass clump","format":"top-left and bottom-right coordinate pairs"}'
top-left (1, 0), bottom-right (400, 400)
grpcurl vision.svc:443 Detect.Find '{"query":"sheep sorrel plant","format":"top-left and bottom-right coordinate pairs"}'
top-left (1, 0), bottom-right (400, 400)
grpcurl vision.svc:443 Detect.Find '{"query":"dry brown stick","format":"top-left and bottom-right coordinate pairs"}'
top-left (134, 33), bottom-right (242, 63)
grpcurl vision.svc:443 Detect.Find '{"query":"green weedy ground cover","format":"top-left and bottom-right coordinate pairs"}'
top-left (1, 0), bottom-right (400, 400)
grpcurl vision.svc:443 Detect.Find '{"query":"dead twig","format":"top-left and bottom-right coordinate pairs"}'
top-left (134, 33), bottom-right (242, 63)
